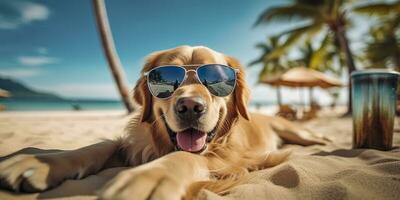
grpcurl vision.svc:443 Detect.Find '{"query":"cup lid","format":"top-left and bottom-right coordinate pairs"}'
top-left (351, 69), bottom-right (400, 77)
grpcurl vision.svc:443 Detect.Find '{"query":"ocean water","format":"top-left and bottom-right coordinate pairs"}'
top-left (0, 99), bottom-right (280, 111)
top-left (0, 99), bottom-right (124, 111)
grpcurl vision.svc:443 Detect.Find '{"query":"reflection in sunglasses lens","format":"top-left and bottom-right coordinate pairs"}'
top-left (197, 65), bottom-right (236, 97)
top-left (148, 67), bottom-right (185, 98)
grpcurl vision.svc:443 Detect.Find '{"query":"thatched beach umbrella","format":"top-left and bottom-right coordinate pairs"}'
top-left (260, 67), bottom-right (342, 107)
top-left (0, 88), bottom-right (10, 98)
top-left (261, 67), bottom-right (342, 88)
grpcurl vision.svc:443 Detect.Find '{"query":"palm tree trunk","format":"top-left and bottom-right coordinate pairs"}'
top-left (386, 32), bottom-right (400, 71)
top-left (334, 26), bottom-right (357, 115)
top-left (393, 43), bottom-right (400, 72)
top-left (92, 0), bottom-right (134, 113)
top-left (395, 55), bottom-right (400, 72)
top-left (277, 86), bottom-right (282, 106)
top-left (309, 87), bottom-right (313, 108)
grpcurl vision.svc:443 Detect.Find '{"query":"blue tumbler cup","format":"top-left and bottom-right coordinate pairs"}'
top-left (351, 69), bottom-right (399, 150)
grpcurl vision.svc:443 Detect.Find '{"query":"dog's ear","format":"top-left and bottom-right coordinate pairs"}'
top-left (133, 51), bottom-right (164, 122)
top-left (225, 55), bottom-right (251, 121)
top-left (133, 77), bottom-right (152, 122)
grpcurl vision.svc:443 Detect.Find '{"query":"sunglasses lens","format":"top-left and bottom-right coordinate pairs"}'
top-left (197, 64), bottom-right (236, 97)
top-left (147, 66), bottom-right (185, 98)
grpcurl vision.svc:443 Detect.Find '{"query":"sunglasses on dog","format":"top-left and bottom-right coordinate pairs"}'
top-left (144, 64), bottom-right (239, 99)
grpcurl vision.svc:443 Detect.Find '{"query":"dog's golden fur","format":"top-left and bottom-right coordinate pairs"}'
top-left (0, 46), bottom-right (324, 200)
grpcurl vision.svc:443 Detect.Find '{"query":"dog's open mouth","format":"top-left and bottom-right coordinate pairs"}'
top-left (162, 117), bottom-right (217, 153)
top-left (176, 128), bottom-right (207, 152)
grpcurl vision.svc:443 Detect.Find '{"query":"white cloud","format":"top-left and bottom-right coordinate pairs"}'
top-left (18, 56), bottom-right (58, 66)
top-left (46, 83), bottom-right (121, 99)
top-left (0, 0), bottom-right (50, 29)
top-left (20, 2), bottom-right (49, 21)
top-left (0, 68), bottom-right (41, 78)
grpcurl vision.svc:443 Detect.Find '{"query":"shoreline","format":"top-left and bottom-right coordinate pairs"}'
top-left (0, 105), bottom-right (348, 116)
top-left (0, 109), bottom-right (127, 118)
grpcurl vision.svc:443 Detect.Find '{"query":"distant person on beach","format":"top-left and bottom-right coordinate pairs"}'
top-left (72, 104), bottom-right (82, 111)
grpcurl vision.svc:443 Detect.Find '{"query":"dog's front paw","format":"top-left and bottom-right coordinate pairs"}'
top-left (100, 166), bottom-right (185, 200)
top-left (0, 154), bottom-right (62, 192)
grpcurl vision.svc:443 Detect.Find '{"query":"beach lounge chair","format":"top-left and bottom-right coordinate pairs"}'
top-left (310, 101), bottom-right (322, 111)
top-left (276, 104), bottom-right (297, 120)
top-left (300, 109), bottom-right (317, 121)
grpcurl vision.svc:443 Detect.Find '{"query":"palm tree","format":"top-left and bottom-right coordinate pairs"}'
top-left (288, 37), bottom-right (340, 108)
top-left (249, 37), bottom-right (289, 105)
top-left (254, 0), bottom-right (357, 114)
top-left (353, 1), bottom-right (400, 70)
top-left (294, 35), bottom-right (339, 74)
top-left (362, 26), bottom-right (400, 69)
top-left (92, 0), bottom-right (134, 113)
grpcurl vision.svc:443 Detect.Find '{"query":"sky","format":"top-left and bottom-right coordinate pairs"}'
top-left (0, 0), bottom-right (375, 104)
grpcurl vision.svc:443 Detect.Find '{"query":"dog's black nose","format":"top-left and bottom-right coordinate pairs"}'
top-left (175, 97), bottom-right (206, 118)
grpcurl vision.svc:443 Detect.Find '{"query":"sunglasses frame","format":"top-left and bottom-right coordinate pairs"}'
top-left (144, 64), bottom-right (240, 99)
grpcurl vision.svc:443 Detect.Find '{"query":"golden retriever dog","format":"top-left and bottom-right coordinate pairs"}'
top-left (0, 46), bottom-right (324, 199)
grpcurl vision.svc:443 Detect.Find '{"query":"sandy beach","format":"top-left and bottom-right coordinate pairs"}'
top-left (0, 110), bottom-right (129, 156)
top-left (0, 108), bottom-right (399, 200)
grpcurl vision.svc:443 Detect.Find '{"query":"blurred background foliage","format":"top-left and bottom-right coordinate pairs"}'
top-left (251, 0), bottom-right (400, 112)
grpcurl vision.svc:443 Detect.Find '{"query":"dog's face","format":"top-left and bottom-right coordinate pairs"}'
top-left (133, 46), bottom-right (250, 154)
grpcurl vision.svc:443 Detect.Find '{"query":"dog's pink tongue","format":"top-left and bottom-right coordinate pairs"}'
top-left (176, 129), bottom-right (207, 152)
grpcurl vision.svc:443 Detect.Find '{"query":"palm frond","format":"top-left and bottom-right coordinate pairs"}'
top-left (254, 43), bottom-right (271, 51)
top-left (387, 16), bottom-right (400, 31)
top-left (254, 4), bottom-right (320, 26)
top-left (269, 36), bottom-right (280, 47)
top-left (295, 0), bottom-right (326, 7)
top-left (309, 34), bottom-right (332, 69)
top-left (266, 23), bottom-right (323, 60)
top-left (257, 63), bottom-right (287, 83)
top-left (249, 57), bottom-right (263, 67)
top-left (249, 42), bottom-right (274, 67)
top-left (328, 0), bottom-right (347, 19)
top-left (353, 2), bottom-right (400, 16)
top-left (297, 41), bottom-right (314, 66)
top-left (257, 65), bottom-right (269, 83)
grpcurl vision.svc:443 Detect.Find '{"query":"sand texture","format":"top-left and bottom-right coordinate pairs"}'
top-left (0, 109), bottom-right (399, 200)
